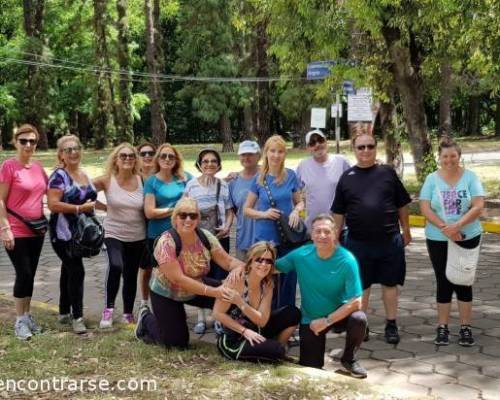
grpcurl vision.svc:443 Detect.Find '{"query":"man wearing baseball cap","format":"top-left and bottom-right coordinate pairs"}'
top-left (296, 129), bottom-right (350, 231)
top-left (228, 140), bottom-right (261, 260)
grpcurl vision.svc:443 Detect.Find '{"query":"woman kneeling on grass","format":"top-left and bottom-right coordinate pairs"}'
top-left (135, 197), bottom-right (245, 349)
top-left (213, 241), bottom-right (301, 363)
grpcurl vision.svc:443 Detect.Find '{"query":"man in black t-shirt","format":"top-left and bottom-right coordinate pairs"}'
top-left (331, 133), bottom-right (412, 345)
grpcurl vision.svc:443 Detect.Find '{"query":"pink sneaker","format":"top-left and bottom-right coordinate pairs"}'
top-left (122, 313), bottom-right (135, 324)
top-left (99, 308), bottom-right (114, 329)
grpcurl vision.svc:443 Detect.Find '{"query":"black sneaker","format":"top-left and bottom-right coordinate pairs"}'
top-left (458, 325), bottom-right (475, 347)
top-left (363, 325), bottom-right (370, 342)
top-left (384, 321), bottom-right (400, 344)
top-left (134, 305), bottom-right (151, 340)
top-left (434, 325), bottom-right (449, 345)
top-left (341, 359), bottom-right (368, 379)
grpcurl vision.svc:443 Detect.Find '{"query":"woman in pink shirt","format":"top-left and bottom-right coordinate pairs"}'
top-left (0, 124), bottom-right (48, 340)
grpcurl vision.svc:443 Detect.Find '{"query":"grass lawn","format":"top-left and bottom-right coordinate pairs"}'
top-left (1, 136), bottom-right (499, 197)
top-left (0, 297), bottom-right (396, 400)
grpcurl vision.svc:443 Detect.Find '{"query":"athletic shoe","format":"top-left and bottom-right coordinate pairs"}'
top-left (99, 308), bottom-right (114, 329)
top-left (134, 305), bottom-right (151, 340)
top-left (14, 319), bottom-right (32, 341)
top-left (122, 313), bottom-right (135, 324)
top-left (341, 359), bottom-right (368, 379)
top-left (458, 325), bottom-right (475, 347)
top-left (72, 317), bottom-right (87, 334)
top-left (58, 314), bottom-right (72, 324)
top-left (214, 321), bottom-right (224, 336)
top-left (287, 334), bottom-right (300, 349)
top-left (193, 321), bottom-right (206, 334)
top-left (363, 325), bottom-right (370, 342)
top-left (25, 314), bottom-right (42, 334)
top-left (434, 325), bottom-right (449, 346)
top-left (384, 321), bottom-right (400, 344)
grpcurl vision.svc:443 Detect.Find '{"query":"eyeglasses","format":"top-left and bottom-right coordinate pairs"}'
top-left (355, 144), bottom-right (376, 151)
top-left (255, 257), bottom-right (274, 266)
top-left (17, 138), bottom-right (38, 146)
top-left (177, 212), bottom-right (199, 220)
top-left (140, 151), bottom-right (155, 158)
top-left (159, 153), bottom-right (177, 161)
top-left (308, 136), bottom-right (326, 147)
top-left (201, 159), bottom-right (218, 165)
top-left (118, 153), bottom-right (136, 161)
top-left (62, 146), bottom-right (81, 154)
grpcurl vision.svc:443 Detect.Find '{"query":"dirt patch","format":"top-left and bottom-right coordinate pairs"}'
top-left (0, 296), bottom-right (17, 324)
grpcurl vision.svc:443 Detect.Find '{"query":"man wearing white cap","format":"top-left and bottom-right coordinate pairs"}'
top-left (296, 130), bottom-right (350, 231)
top-left (228, 140), bottom-right (261, 260)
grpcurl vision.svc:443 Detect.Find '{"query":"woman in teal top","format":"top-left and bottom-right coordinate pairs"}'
top-left (142, 144), bottom-right (192, 306)
top-left (420, 137), bottom-right (485, 347)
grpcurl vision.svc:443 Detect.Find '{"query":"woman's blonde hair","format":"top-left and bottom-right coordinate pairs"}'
top-left (104, 142), bottom-right (139, 177)
top-left (12, 124), bottom-right (40, 145)
top-left (55, 134), bottom-right (83, 168)
top-left (154, 143), bottom-right (186, 180)
top-left (244, 241), bottom-right (277, 284)
top-left (172, 197), bottom-right (200, 223)
top-left (258, 134), bottom-right (287, 186)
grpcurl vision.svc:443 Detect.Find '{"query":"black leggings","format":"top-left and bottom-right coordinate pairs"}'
top-left (217, 305), bottom-right (301, 363)
top-left (299, 310), bottom-right (367, 369)
top-left (104, 238), bottom-right (146, 313)
top-left (426, 235), bottom-right (480, 303)
top-left (6, 236), bottom-right (44, 298)
top-left (51, 238), bottom-right (85, 319)
top-left (142, 278), bottom-right (221, 349)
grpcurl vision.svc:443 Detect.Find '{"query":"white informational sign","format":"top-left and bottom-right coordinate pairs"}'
top-left (347, 88), bottom-right (373, 122)
top-left (310, 108), bottom-right (327, 128)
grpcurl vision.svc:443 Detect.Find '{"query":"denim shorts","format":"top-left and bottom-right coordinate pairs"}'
top-left (344, 233), bottom-right (406, 290)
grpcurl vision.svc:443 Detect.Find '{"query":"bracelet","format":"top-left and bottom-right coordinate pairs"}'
top-left (203, 285), bottom-right (208, 296)
top-left (241, 328), bottom-right (247, 335)
top-left (75, 205), bottom-right (80, 214)
top-left (0, 225), bottom-right (10, 231)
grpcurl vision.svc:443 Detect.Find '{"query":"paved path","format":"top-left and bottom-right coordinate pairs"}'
top-left (1, 228), bottom-right (499, 399)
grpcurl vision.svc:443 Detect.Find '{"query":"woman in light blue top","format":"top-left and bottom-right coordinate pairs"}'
top-left (420, 137), bottom-right (485, 347)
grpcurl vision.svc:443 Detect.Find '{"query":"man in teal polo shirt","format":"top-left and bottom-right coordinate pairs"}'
top-left (275, 213), bottom-right (367, 378)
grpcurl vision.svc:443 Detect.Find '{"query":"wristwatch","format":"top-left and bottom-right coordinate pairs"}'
top-left (325, 315), bottom-right (334, 326)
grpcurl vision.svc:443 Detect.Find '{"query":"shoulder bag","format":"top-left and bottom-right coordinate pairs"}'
top-left (7, 208), bottom-right (48, 236)
top-left (435, 175), bottom-right (481, 286)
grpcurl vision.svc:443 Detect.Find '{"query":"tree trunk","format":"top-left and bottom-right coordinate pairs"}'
top-left (439, 61), bottom-right (453, 137)
top-left (93, 0), bottom-right (111, 149)
top-left (382, 25), bottom-right (434, 182)
top-left (116, 0), bottom-right (134, 143)
top-left (254, 19), bottom-right (271, 145)
top-left (465, 95), bottom-right (480, 136)
top-left (22, 0), bottom-right (48, 149)
top-left (243, 105), bottom-right (255, 139)
top-left (496, 96), bottom-right (500, 137)
top-left (145, 0), bottom-right (167, 145)
top-left (0, 128), bottom-right (3, 151)
top-left (220, 114), bottom-right (234, 152)
top-left (380, 100), bottom-right (397, 164)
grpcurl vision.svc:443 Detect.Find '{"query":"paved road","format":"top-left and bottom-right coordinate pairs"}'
top-left (1, 228), bottom-right (499, 399)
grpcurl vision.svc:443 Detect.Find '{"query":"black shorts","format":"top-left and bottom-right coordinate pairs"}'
top-left (139, 238), bottom-right (157, 269)
top-left (344, 233), bottom-right (406, 289)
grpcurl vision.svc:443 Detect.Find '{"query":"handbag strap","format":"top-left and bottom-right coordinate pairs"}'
top-left (261, 176), bottom-right (277, 208)
top-left (6, 208), bottom-right (32, 225)
top-left (215, 179), bottom-right (221, 226)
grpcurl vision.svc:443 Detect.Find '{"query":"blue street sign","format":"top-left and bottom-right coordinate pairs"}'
top-left (307, 61), bottom-right (335, 80)
top-left (343, 80), bottom-right (356, 95)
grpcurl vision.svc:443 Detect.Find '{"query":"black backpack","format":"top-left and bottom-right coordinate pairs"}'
top-left (153, 227), bottom-right (212, 263)
top-left (66, 213), bottom-right (105, 258)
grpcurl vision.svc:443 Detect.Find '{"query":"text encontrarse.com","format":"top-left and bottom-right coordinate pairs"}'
top-left (0, 377), bottom-right (158, 393)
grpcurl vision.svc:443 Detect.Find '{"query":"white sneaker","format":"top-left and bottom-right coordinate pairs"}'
top-left (14, 319), bottom-right (32, 340)
top-left (25, 314), bottom-right (42, 334)
top-left (193, 321), bottom-right (206, 334)
top-left (58, 314), bottom-right (72, 324)
top-left (72, 317), bottom-right (87, 334)
top-left (99, 308), bottom-right (114, 329)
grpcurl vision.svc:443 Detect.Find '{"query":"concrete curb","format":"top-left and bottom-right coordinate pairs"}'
top-left (410, 215), bottom-right (500, 233)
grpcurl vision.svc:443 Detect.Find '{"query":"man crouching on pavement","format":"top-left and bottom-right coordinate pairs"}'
top-left (275, 213), bottom-right (368, 378)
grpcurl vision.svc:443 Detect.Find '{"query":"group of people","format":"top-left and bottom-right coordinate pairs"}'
top-left (0, 123), bottom-right (485, 379)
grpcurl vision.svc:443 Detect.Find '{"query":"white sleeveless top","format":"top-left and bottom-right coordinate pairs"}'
top-left (104, 175), bottom-right (146, 242)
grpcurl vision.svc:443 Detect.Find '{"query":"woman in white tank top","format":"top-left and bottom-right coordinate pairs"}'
top-left (93, 143), bottom-right (147, 329)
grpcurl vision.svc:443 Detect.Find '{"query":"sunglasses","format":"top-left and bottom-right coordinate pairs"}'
top-left (159, 153), bottom-right (177, 161)
top-left (62, 146), bottom-right (81, 154)
top-left (255, 257), bottom-right (274, 266)
top-left (140, 151), bottom-right (155, 158)
top-left (355, 144), bottom-right (376, 151)
top-left (308, 136), bottom-right (326, 147)
top-left (177, 212), bottom-right (199, 220)
top-left (118, 153), bottom-right (136, 161)
top-left (201, 159), bottom-right (218, 165)
top-left (18, 138), bottom-right (38, 146)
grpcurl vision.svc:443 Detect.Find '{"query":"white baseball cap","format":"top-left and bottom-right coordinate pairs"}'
top-left (305, 129), bottom-right (326, 146)
top-left (238, 140), bottom-right (261, 155)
